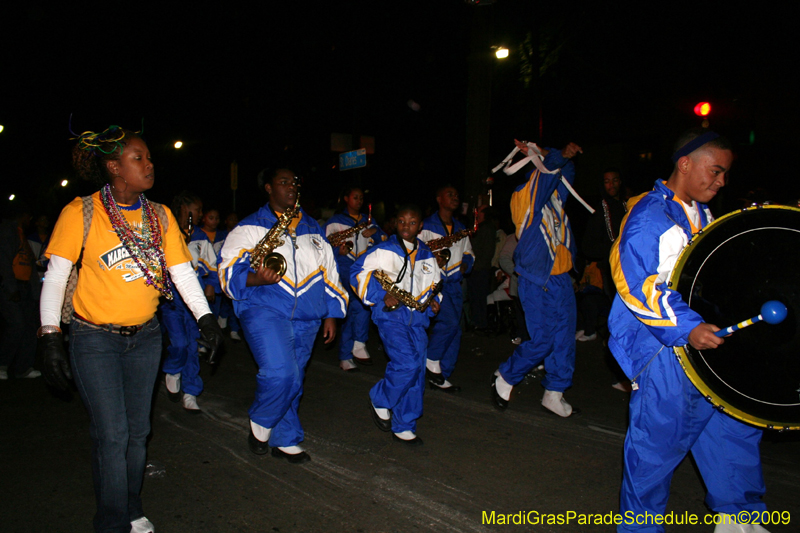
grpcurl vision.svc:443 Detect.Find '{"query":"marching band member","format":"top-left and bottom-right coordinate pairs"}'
top-left (420, 185), bottom-right (474, 393)
top-left (608, 129), bottom-right (768, 533)
top-left (161, 191), bottom-right (219, 412)
top-left (324, 186), bottom-right (386, 371)
top-left (218, 166), bottom-right (347, 463)
top-left (491, 140), bottom-right (582, 417)
top-left (352, 204), bottom-right (441, 446)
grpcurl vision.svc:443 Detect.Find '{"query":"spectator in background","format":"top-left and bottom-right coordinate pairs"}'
top-left (0, 201), bottom-right (41, 380)
top-left (580, 168), bottom-right (629, 389)
top-left (28, 214), bottom-right (52, 283)
top-left (467, 205), bottom-right (497, 333)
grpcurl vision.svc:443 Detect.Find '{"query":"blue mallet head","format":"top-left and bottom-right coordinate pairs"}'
top-left (761, 300), bottom-right (788, 325)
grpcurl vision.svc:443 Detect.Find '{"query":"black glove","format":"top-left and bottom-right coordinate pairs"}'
top-left (197, 313), bottom-right (224, 365)
top-left (38, 333), bottom-right (72, 391)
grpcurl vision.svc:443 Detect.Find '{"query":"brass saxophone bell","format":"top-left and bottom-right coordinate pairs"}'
top-left (436, 248), bottom-right (452, 263)
top-left (263, 253), bottom-right (287, 277)
top-left (343, 241), bottom-right (354, 253)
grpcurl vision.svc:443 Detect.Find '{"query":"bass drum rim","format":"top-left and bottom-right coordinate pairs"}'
top-left (670, 204), bottom-right (800, 431)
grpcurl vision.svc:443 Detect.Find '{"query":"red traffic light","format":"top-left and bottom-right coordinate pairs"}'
top-left (694, 102), bottom-right (712, 117)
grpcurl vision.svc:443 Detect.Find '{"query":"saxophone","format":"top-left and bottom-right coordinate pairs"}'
top-left (425, 228), bottom-right (473, 263)
top-left (373, 270), bottom-right (443, 312)
top-left (328, 220), bottom-right (369, 252)
top-left (250, 192), bottom-right (301, 276)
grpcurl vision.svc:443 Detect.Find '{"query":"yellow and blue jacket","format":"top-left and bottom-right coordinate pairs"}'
top-left (608, 179), bottom-right (713, 380)
top-left (419, 213), bottom-right (474, 284)
top-left (324, 211), bottom-right (387, 275)
top-left (189, 226), bottom-right (220, 293)
top-left (351, 235), bottom-right (442, 327)
top-left (510, 149), bottom-right (576, 286)
top-left (218, 205), bottom-right (347, 321)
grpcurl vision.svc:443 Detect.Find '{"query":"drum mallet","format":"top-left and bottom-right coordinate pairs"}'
top-left (715, 300), bottom-right (788, 337)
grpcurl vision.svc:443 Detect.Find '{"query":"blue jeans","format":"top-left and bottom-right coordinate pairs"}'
top-left (70, 317), bottom-right (162, 533)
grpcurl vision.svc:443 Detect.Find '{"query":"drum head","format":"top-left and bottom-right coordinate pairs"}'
top-left (671, 206), bottom-right (800, 430)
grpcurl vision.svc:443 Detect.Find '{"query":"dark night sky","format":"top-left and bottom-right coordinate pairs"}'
top-left (2, 2), bottom-right (798, 222)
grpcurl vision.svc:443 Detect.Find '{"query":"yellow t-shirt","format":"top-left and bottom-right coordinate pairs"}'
top-left (46, 192), bottom-right (192, 326)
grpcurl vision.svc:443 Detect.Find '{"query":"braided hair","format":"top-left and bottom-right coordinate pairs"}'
top-left (171, 190), bottom-right (202, 224)
top-left (71, 126), bottom-right (142, 187)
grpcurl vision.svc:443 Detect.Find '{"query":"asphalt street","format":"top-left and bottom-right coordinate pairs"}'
top-left (2, 326), bottom-right (798, 532)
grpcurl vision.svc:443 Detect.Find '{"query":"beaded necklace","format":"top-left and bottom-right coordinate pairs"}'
top-left (602, 200), bottom-right (616, 242)
top-left (100, 184), bottom-right (174, 300)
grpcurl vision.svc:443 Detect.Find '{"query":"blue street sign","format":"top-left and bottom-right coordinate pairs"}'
top-left (339, 148), bottom-right (366, 171)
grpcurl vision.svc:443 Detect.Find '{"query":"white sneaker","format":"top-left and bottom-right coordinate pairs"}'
top-left (511, 337), bottom-right (522, 345)
top-left (217, 316), bottom-right (228, 329)
top-left (165, 373), bottom-right (181, 394)
top-left (0, 367), bottom-right (9, 380)
top-left (182, 394), bottom-right (201, 412)
top-left (19, 368), bottom-right (41, 379)
top-left (577, 332), bottom-right (597, 342)
top-left (230, 330), bottom-right (241, 341)
top-left (352, 341), bottom-right (371, 362)
top-left (542, 390), bottom-right (574, 417)
top-left (574, 330), bottom-right (585, 340)
top-left (130, 516), bottom-right (155, 533)
top-left (339, 359), bottom-right (358, 372)
top-left (714, 516), bottom-right (771, 532)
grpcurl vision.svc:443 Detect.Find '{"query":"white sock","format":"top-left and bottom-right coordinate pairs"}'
top-left (250, 420), bottom-right (272, 442)
top-left (494, 372), bottom-right (513, 401)
top-left (278, 445), bottom-right (304, 454)
top-left (393, 430), bottom-right (416, 440)
top-left (373, 404), bottom-right (390, 420)
top-left (353, 341), bottom-right (365, 350)
top-left (434, 379), bottom-right (454, 389)
top-left (426, 359), bottom-right (442, 373)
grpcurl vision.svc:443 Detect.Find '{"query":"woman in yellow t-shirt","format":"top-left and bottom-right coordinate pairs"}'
top-left (37, 126), bottom-right (223, 533)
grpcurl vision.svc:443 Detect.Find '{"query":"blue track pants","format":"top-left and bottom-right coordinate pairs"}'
top-left (240, 308), bottom-right (320, 448)
top-left (617, 349), bottom-right (766, 532)
top-left (426, 280), bottom-right (463, 379)
top-left (498, 273), bottom-right (575, 391)
top-left (161, 296), bottom-right (203, 396)
top-left (370, 320), bottom-right (428, 434)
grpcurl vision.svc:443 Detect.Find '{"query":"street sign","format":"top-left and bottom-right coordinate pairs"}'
top-left (339, 148), bottom-right (366, 171)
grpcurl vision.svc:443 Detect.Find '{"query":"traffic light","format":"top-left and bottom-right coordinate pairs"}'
top-left (694, 102), bottom-right (711, 127)
top-left (694, 102), bottom-right (712, 117)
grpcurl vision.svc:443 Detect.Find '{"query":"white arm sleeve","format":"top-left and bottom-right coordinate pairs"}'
top-left (169, 261), bottom-right (212, 321)
top-left (40, 255), bottom-right (73, 327)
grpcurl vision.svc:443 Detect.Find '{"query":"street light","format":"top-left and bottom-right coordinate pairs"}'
top-left (495, 47), bottom-right (509, 59)
top-left (61, 179), bottom-right (69, 187)
top-left (8, 194), bottom-right (15, 201)
top-left (174, 141), bottom-right (183, 149)
top-left (0, 124), bottom-right (4, 133)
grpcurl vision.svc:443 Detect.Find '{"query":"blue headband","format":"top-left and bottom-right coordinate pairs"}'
top-left (671, 131), bottom-right (720, 163)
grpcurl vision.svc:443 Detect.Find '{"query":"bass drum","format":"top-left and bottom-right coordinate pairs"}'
top-left (670, 205), bottom-right (800, 430)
